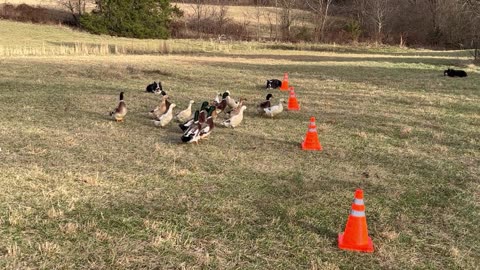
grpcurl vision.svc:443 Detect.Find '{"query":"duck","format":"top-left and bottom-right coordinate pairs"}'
top-left (109, 92), bottom-right (127, 122)
top-left (181, 111), bottom-right (201, 144)
top-left (221, 105), bottom-right (247, 128)
top-left (182, 106), bottom-right (214, 143)
top-left (149, 91), bottom-right (170, 119)
top-left (257, 93), bottom-right (273, 114)
top-left (214, 92), bottom-right (230, 115)
top-left (222, 90), bottom-right (239, 110)
top-left (174, 100), bottom-right (194, 123)
top-left (207, 105), bottom-right (218, 120)
top-left (153, 103), bottom-right (176, 127)
top-left (199, 106), bottom-right (216, 139)
top-left (179, 101), bottom-right (209, 131)
top-left (264, 98), bottom-right (285, 118)
top-left (180, 110), bottom-right (199, 133)
top-left (225, 98), bottom-right (247, 118)
top-left (225, 95), bottom-right (238, 110)
top-left (213, 92), bottom-right (222, 104)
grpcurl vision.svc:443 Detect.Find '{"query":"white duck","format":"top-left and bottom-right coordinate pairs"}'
top-left (264, 99), bottom-right (285, 118)
top-left (224, 91), bottom-right (239, 110)
top-left (174, 100), bottom-right (194, 123)
top-left (213, 92), bottom-right (222, 104)
top-left (153, 103), bottom-right (176, 127)
top-left (221, 105), bottom-right (247, 128)
top-left (225, 98), bottom-right (246, 119)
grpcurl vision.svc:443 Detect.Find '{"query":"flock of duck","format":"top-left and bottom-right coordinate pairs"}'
top-left (109, 82), bottom-right (286, 144)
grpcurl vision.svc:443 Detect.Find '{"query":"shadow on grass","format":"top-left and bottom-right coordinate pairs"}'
top-left (296, 219), bottom-right (338, 241)
top-left (261, 44), bottom-right (472, 57)
top-left (225, 52), bottom-right (471, 66)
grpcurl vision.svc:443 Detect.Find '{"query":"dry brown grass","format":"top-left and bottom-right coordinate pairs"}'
top-left (0, 21), bottom-right (479, 269)
top-left (3, 0), bottom-right (313, 40)
top-left (3, 1), bottom-right (312, 26)
top-left (175, 2), bottom-right (312, 26)
top-left (3, 0), bottom-right (57, 6)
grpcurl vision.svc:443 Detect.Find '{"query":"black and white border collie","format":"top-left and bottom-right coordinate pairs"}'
top-left (266, 79), bottom-right (282, 89)
top-left (146, 81), bottom-right (163, 93)
top-left (444, 68), bottom-right (467, 77)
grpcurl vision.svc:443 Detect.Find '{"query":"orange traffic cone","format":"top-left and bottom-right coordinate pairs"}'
top-left (338, 189), bottom-right (374, 253)
top-left (301, 117), bottom-right (322, 151)
top-left (280, 72), bottom-right (289, 90)
top-left (287, 87), bottom-right (300, 111)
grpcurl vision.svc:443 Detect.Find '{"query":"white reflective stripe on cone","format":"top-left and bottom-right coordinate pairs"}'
top-left (350, 209), bottom-right (366, 217)
top-left (308, 128), bottom-right (317, 132)
top-left (353, 198), bottom-right (364, 205)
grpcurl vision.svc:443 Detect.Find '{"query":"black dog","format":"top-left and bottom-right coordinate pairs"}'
top-left (266, 79), bottom-right (282, 89)
top-left (444, 68), bottom-right (467, 77)
top-left (146, 81), bottom-right (163, 93)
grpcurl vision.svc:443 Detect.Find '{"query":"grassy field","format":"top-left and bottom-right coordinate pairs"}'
top-left (0, 20), bottom-right (479, 269)
top-left (0, 20), bottom-right (248, 56)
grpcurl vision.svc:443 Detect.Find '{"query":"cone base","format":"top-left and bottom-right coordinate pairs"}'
top-left (280, 82), bottom-right (289, 91)
top-left (301, 141), bottom-right (322, 151)
top-left (338, 233), bottom-right (374, 253)
top-left (288, 107), bottom-right (300, 111)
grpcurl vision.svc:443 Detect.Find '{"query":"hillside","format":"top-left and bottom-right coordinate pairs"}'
top-left (2, 0), bottom-right (312, 40)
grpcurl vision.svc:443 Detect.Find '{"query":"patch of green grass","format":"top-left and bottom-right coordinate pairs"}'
top-left (0, 22), bottom-right (479, 269)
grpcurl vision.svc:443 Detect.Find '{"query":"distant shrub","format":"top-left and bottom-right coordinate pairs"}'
top-left (344, 20), bottom-right (362, 43)
top-left (80, 0), bottom-right (183, 39)
top-left (293, 26), bottom-right (313, 42)
top-left (0, 3), bottom-right (74, 25)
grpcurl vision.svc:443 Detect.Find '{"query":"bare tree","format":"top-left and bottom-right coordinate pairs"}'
top-left (190, 0), bottom-right (210, 38)
top-left (183, 0), bottom-right (226, 38)
top-left (356, 0), bottom-right (395, 44)
top-left (426, 0), bottom-right (440, 31)
top-left (278, 0), bottom-right (297, 41)
top-left (265, 8), bottom-right (278, 40)
top-left (216, 2), bottom-right (230, 36)
top-left (459, 0), bottom-right (480, 60)
top-left (423, 0), bottom-right (446, 44)
top-left (179, 0), bottom-right (234, 39)
top-left (464, 0), bottom-right (480, 13)
top-left (370, 0), bottom-right (389, 44)
top-left (353, 0), bottom-right (367, 25)
top-left (57, 0), bottom-right (88, 25)
top-left (305, 0), bottom-right (334, 42)
top-left (253, 0), bottom-right (266, 40)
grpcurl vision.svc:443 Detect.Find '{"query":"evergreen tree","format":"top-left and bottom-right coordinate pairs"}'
top-left (80, 0), bottom-right (182, 39)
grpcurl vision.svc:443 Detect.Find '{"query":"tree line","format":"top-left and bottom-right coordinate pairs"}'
top-left (255, 0), bottom-right (480, 49)
top-left (2, 0), bottom-right (480, 50)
